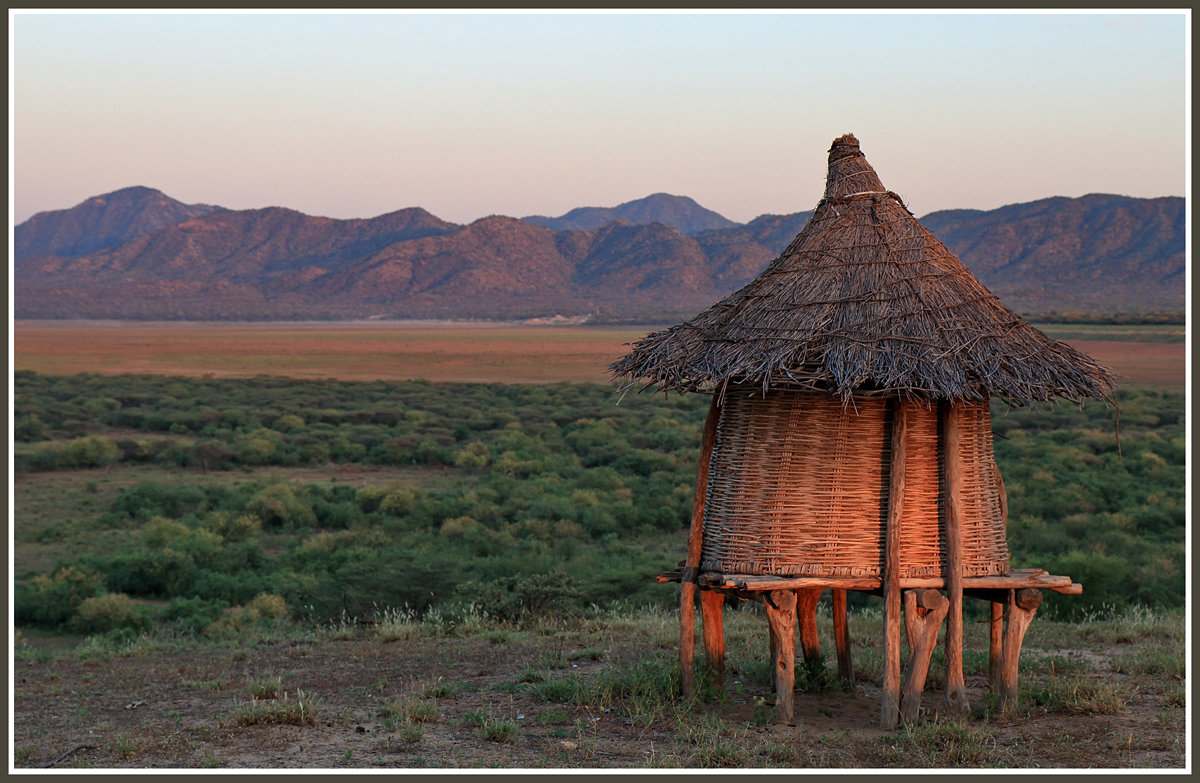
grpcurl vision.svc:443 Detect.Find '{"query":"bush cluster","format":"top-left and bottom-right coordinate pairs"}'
top-left (12, 372), bottom-right (1183, 633)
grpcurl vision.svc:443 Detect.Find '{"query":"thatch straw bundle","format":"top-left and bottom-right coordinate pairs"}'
top-left (611, 134), bottom-right (1114, 405)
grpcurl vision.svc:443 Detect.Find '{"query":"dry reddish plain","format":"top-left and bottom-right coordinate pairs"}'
top-left (12, 321), bottom-right (1185, 390)
top-left (13, 322), bottom-right (649, 385)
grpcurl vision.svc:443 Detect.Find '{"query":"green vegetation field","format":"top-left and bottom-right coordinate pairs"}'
top-left (13, 370), bottom-right (1183, 635)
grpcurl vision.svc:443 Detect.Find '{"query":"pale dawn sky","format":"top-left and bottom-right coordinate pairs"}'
top-left (9, 10), bottom-right (1190, 225)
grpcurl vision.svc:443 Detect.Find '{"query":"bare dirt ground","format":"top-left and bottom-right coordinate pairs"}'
top-left (12, 620), bottom-right (1186, 771)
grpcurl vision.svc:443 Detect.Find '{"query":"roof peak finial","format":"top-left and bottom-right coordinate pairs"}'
top-left (824, 133), bottom-right (885, 200)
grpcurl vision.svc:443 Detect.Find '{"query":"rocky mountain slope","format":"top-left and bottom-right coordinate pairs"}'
top-left (14, 189), bottom-right (1183, 321)
top-left (920, 194), bottom-right (1184, 313)
top-left (15, 186), bottom-right (221, 262)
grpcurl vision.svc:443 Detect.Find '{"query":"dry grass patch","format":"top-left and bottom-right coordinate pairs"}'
top-left (225, 690), bottom-right (320, 727)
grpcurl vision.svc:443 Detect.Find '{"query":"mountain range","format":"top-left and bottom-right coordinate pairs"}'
top-left (14, 187), bottom-right (1184, 321)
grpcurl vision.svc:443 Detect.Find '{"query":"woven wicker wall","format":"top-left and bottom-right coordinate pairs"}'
top-left (699, 388), bottom-right (1009, 579)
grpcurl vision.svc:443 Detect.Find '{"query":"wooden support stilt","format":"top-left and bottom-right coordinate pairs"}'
top-left (988, 601), bottom-right (1004, 693)
top-left (796, 588), bottom-right (823, 666)
top-left (700, 589), bottom-right (726, 691)
top-left (1000, 588), bottom-right (1043, 712)
top-left (680, 395), bottom-right (721, 700)
top-left (881, 398), bottom-right (908, 730)
top-left (832, 588), bottom-right (853, 685)
top-left (767, 608), bottom-right (778, 693)
top-left (942, 401), bottom-right (969, 716)
top-left (679, 582), bottom-right (696, 700)
top-left (900, 589), bottom-right (950, 724)
top-left (764, 589), bottom-right (798, 724)
top-left (990, 459), bottom-right (1008, 696)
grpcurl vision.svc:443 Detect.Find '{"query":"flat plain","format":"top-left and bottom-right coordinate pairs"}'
top-left (12, 320), bottom-right (1186, 389)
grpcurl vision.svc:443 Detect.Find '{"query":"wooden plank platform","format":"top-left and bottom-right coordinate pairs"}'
top-left (656, 568), bottom-right (1081, 595)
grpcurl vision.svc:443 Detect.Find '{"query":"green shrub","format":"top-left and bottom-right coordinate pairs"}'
top-left (205, 593), bottom-right (288, 637)
top-left (453, 441), bottom-right (490, 469)
top-left (23, 436), bottom-right (124, 471)
top-left (67, 436), bottom-right (121, 468)
top-left (236, 431), bottom-right (281, 465)
top-left (15, 566), bottom-right (105, 627)
top-left (451, 572), bottom-right (582, 624)
top-left (192, 440), bottom-right (237, 471)
top-left (202, 511), bottom-right (262, 542)
top-left (162, 596), bottom-right (225, 633)
top-left (111, 482), bottom-right (211, 521)
top-left (189, 569), bottom-right (269, 605)
top-left (71, 593), bottom-right (146, 634)
top-left (247, 593), bottom-right (288, 619)
top-left (272, 414), bottom-right (305, 433)
top-left (379, 485), bottom-right (419, 515)
top-left (82, 547), bottom-right (197, 598)
top-left (245, 484), bottom-right (316, 529)
top-left (355, 485), bottom-right (387, 512)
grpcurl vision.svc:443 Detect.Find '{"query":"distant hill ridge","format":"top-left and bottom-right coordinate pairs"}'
top-left (523, 193), bottom-right (739, 234)
top-left (15, 186), bottom-right (221, 262)
top-left (14, 187), bottom-right (1184, 321)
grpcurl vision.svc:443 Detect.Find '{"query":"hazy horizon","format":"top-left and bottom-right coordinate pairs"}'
top-left (10, 11), bottom-right (1189, 226)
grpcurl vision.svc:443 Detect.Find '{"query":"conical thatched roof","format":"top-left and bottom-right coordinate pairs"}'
top-left (610, 134), bottom-right (1115, 404)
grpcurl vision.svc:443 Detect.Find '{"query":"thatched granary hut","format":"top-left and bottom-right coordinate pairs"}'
top-left (611, 134), bottom-right (1115, 728)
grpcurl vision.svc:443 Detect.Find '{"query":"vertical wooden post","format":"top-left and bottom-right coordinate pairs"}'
top-left (900, 588), bottom-right (949, 724)
top-left (832, 588), bottom-right (854, 685)
top-left (768, 609), bottom-right (779, 692)
top-left (881, 398), bottom-right (908, 730)
top-left (680, 394), bottom-right (720, 699)
top-left (988, 601), bottom-right (1004, 693)
top-left (699, 589), bottom-right (726, 691)
top-left (795, 588), bottom-right (823, 666)
top-left (764, 589), bottom-right (798, 724)
top-left (942, 401), bottom-right (969, 715)
top-left (990, 458), bottom-right (1008, 696)
top-left (1000, 588), bottom-right (1043, 712)
top-left (679, 583), bottom-right (697, 699)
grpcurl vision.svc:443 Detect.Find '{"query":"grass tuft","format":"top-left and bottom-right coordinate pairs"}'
top-left (528, 675), bottom-right (583, 704)
top-left (1017, 677), bottom-right (1128, 716)
top-left (378, 696), bottom-right (439, 725)
top-left (421, 677), bottom-right (474, 699)
top-left (248, 676), bottom-right (283, 700)
top-left (477, 720), bottom-right (520, 744)
top-left (225, 690), bottom-right (319, 727)
top-left (894, 719), bottom-right (997, 766)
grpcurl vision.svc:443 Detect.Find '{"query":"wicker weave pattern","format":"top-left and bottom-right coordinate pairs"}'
top-left (699, 389), bottom-right (1010, 578)
top-left (898, 402), bottom-right (942, 576)
top-left (944, 402), bottom-right (1010, 577)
